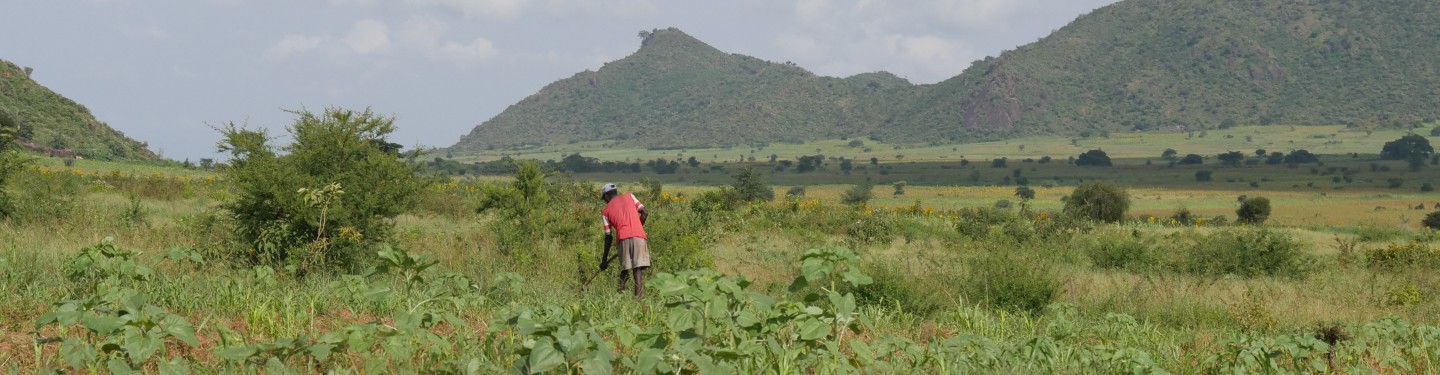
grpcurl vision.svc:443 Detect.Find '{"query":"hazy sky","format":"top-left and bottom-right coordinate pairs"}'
top-left (1, 0), bottom-right (1119, 160)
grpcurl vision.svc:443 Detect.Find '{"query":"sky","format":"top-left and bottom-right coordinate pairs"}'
top-left (0, 0), bottom-right (1119, 161)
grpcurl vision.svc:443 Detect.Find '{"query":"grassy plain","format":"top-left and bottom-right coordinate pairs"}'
top-left (450, 125), bottom-right (1420, 163)
top-left (4, 151), bottom-right (1440, 372)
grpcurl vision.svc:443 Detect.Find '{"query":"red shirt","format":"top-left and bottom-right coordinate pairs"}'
top-left (602, 193), bottom-right (647, 241)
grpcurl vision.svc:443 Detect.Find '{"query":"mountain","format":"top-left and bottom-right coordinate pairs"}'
top-left (455, 0), bottom-right (1440, 150)
top-left (889, 0), bottom-right (1440, 142)
top-left (454, 28), bottom-right (917, 150)
top-left (0, 59), bottom-right (156, 160)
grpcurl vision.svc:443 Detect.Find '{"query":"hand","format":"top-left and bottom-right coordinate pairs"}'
top-left (599, 258), bottom-right (611, 271)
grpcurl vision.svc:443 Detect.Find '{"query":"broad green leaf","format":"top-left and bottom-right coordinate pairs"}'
top-left (526, 338), bottom-right (565, 373)
top-left (107, 358), bottom-right (139, 375)
top-left (159, 358), bottom-right (192, 375)
top-left (218, 346), bottom-right (258, 362)
top-left (164, 323), bottom-right (199, 347)
top-left (60, 339), bottom-right (97, 369)
top-left (579, 357), bottom-right (614, 375)
top-left (798, 320), bottom-right (829, 341)
top-left (83, 315), bottom-right (126, 335)
top-left (310, 344), bottom-right (337, 362)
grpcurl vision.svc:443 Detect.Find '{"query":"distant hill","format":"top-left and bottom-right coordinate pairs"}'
top-left (0, 59), bottom-right (155, 160)
top-left (890, 0), bottom-right (1440, 142)
top-left (454, 0), bottom-right (1440, 150)
top-left (454, 28), bottom-right (915, 151)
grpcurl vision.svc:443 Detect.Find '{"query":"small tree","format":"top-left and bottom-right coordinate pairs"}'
top-left (992, 158), bottom-right (1008, 168)
top-left (216, 107), bottom-right (423, 272)
top-left (732, 166), bottom-right (774, 202)
top-left (1161, 149), bottom-right (1178, 161)
top-left (1382, 134), bottom-right (1434, 160)
top-left (1064, 182), bottom-right (1130, 223)
top-left (1015, 186), bottom-right (1036, 200)
top-left (1424, 211), bottom-right (1440, 230)
top-left (1195, 170), bottom-right (1214, 182)
top-left (841, 181), bottom-right (873, 206)
top-left (1179, 154), bottom-right (1204, 165)
top-left (1236, 197), bottom-right (1272, 225)
top-left (1217, 151), bottom-right (1246, 166)
top-left (892, 181), bottom-right (907, 196)
top-left (1075, 149), bottom-right (1112, 166)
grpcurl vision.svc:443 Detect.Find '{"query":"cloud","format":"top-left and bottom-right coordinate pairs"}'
top-left (775, 33), bottom-right (823, 60)
top-left (345, 19), bottom-right (392, 54)
top-left (541, 0), bottom-right (656, 18)
top-left (435, 38), bottom-right (498, 62)
top-left (932, 0), bottom-right (1022, 29)
top-left (399, 16), bottom-right (498, 63)
top-left (402, 0), bottom-right (529, 18)
top-left (264, 34), bottom-right (329, 60)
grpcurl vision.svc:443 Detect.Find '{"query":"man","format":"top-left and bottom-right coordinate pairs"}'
top-left (599, 183), bottom-right (650, 297)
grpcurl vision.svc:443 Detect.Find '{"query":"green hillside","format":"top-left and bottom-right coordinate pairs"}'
top-left (453, 28), bottom-right (918, 151)
top-left (0, 59), bottom-right (155, 160)
top-left (454, 0), bottom-right (1440, 151)
top-left (889, 0), bottom-right (1440, 142)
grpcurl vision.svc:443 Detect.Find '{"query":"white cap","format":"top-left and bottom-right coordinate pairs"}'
top-left (601, 183), bottom-right (618, 194)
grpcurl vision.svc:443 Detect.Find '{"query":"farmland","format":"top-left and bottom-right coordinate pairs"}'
top-left (5, 138), bottom-right (1440, 372)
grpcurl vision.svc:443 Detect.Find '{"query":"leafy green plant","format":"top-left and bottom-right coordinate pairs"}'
top-left (1178, 229), bottom-right (1313, 278)
top-left (1064, 182), bottom-right (1130, 223)
top-left (215, 107), bottom-right (423, 272)
top-left (1236, 196), bottom-right (1272, 225)
top-left (964, 254), bottom-right (1060, 314)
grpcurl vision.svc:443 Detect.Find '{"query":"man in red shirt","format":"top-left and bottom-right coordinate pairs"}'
top-left (599, 183), bottom-right (650, 297)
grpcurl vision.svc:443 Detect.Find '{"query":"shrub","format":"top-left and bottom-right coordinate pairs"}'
top-left (215, 108), bottom-right (423, 272)
top-left (1170, 208), bottom-right (1195, 225)
top-left (1075, 149), bottom-right (1112, 166)
top-left (965, 254), bottom-right (1060, 314)
top-left (1365, 242), bottom-right (1440, 270)
top-left (732, 166), bottom-right (774, 202)
top-left (1178, 229), bottom-right (1312, 278)
top-left (0, 109), bottom-right (23, 218)
top-left (785, 186), bottom-right (807, 198)
top-left (854, 262), bottom-right (944, 316)
top-left (1381, 134), bottom-right (1434, 160)
top-left (1086, 232), bottom-right (1156, 271)
top-left (1236, 197), bottom-right (1272, 225)
top-left (1064, 182), bottom-right (1130, 223)
top-left (1195, 170), bottom-right (1214, 182)
top-left (1425, 211), bottom-right (1440, 230)
top-left (841, 181), bottom-right (873, 206)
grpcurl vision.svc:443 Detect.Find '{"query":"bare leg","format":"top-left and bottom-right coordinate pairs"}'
top-left (617, 270), bottom-right (630, 293)
top-left (633, 268), bottom-right (645, 298)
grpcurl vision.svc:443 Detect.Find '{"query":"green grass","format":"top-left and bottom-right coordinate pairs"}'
top-left (449, 125), bottom-right (1422, 164)
top-left (5, 158), bottom-right (1440, 372)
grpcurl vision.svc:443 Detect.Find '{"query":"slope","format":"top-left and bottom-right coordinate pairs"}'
top-left (453, 28), bottom-right (917, 151)
top-left (888, 0), bottom-right (1440, 142)
top-left (0, 59), bottom-right (156, 160)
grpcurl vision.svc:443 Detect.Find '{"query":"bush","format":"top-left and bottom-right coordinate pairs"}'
top-left (1236, 197), bottom-right (1272, 225)
top-left (732, 166), bottom-right (774, 202)
top-left (965, 254), bottom-right (1061, 314)
top-left (1075, 149), bottom-right (1112, 166)
top-left (0, 109), bottom-right (24, 218)
top-left (854, 262), bottom-right (944, 316)
top-left (1086, 232), bottom-right (1156, 271)
top-left (1178, 229), bottom-right (1312, 278)
top-left (1195, 170), bottom-right (1214, 182)
top-left (1064, 182), bottom-right (1131, 223)
top-left (216, 108), bottom-right (423, 272)
top-left (841, 181), bottom-right (873, 206)
top-left (1381, 134), bottom-right (1434, 160)
top-left (1423, 211), bottom-right (1440, 230)
top-left (1365, 242), bottom-right (1440, 270)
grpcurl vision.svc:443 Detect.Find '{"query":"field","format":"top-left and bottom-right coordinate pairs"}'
top-left (448, 125), bottom-right (1417, 164)
top-left (5, 136), bottom-right (1440, 372)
